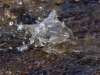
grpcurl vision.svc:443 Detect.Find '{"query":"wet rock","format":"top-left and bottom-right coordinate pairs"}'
top-left (53, 0), bottom-right (66, 5)
top-left (5, 9), bottom-right (16, 19)
top-left (0, 0), bottom-right (13, 7)
top-left (0, 25), bottom-right (30, 51)
top-left (39, 0), bottom-right (49, 3)
top-left (93, 7), bottom-right (100, 18)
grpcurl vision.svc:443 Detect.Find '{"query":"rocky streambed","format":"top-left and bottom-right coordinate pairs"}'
top-left (0, 0), bottom-right (100, 75)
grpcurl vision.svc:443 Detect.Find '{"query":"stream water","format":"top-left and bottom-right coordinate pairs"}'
top-left (0, 0), bottom-right (100, 75)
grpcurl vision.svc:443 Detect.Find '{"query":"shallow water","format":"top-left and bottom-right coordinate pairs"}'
top-left (0, 37), bottom-right (100, 75)
top-left (0, 0), bottom-right (100, 75)
top-left (0, 25), bottom-right (100, 74)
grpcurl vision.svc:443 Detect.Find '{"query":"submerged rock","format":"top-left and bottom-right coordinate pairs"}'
top-left (23, 10), bottom-right (74, 45)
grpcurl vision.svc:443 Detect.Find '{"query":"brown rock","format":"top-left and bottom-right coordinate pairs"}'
top-left (39, 0), bottom-right (49, 3)
top-left (53, 0), bottom-right (65, 4)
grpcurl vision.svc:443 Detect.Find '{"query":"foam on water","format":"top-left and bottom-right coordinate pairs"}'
top-left (16, 45), bottom-right (29, 51)
top-left (17, 23), bottom-right (23, 30)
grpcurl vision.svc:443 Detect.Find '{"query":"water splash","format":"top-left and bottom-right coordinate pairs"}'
top-left (23, 10), bottom-right (74, 45)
